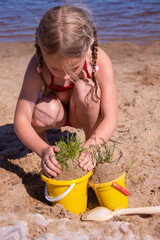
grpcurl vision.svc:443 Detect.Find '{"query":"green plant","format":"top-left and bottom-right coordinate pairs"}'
top-left (55, 134), bottom-right (84, 167)
top-left (55, 134), bottom-right (115, 168)
top-left (91, 139), bottom-right (115, 164)
top-left (127, 155), bottom-right (135, 169)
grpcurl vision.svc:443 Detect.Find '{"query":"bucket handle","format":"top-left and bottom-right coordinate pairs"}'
top-left (44, 183), bottom-right (75, 202)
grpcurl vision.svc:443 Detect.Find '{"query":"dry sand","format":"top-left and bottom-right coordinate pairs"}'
top-left (0, 41), bottom-right (160, 239)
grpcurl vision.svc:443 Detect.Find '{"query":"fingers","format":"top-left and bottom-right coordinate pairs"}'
top-left (42, 154), bottom-right (61, 178)
top-left (53, 146), bottom-right (60, 153)
top-left (79, 69), bottom-right (88, 79)
top-left (79, 152), bottom-right (96, 171)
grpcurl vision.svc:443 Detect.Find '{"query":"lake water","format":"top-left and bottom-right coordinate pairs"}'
top-left (0, 0), bottom-right (160, 43)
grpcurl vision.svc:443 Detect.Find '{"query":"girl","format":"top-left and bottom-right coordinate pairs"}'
top-left (14, 5), bottom-right (117, 178)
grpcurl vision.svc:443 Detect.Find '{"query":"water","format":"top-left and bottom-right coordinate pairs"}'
top-left (0, 0), bottom-right (160, 43)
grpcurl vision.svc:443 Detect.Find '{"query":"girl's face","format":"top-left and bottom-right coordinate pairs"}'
top-left (43, 53), bottom-right (87, 80)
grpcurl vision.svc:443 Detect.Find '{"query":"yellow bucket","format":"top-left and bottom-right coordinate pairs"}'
top-left (89, 172), bottom-right (129, 210)
top-left (41, 171), bottom-right (92, 215)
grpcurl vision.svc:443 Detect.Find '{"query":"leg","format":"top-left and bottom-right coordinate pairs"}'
top-left (69, 80), bottom-right (101, 171)
top-left (69, 79), bottom-right (101, 139)
top-left (32, 93), bottom-right (67, 141)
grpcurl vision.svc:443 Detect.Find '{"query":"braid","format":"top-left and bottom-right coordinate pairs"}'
top-left (91, 26), bottom-right (99, 99)
top-left (35, 32), bottom-right (48, 96)
top-left (35, 32), bottom-right (44, 70)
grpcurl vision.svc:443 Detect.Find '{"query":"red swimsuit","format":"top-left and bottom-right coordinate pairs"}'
top-left (49, 60), bottom-right (90, 92)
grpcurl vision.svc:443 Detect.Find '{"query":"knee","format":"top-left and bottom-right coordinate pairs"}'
top-left (32, 99), bottom-right (63, 129)
top-left (72, 80), bottom-right (90, 104)
top-left (72, 80), bottom-right (99, 107)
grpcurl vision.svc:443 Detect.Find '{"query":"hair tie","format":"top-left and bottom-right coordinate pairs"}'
top-left (37, 65), bottom-right (42, 73)
top-left (93, 65), bottom-right (99, 72)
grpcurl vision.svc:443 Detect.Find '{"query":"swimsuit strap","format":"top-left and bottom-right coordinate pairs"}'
top-left (50, 74), bottom-right (74, 92)
top-left (84, 60), bottom-right (99, 77)
top-left (40, 72), bottom-right (49, 96)
top-left (38, 60), bottom-right (93, 94)
top-left (50, 60), bottom-right (90, 91)
top-left (84, 60), bottom-right (91, 78)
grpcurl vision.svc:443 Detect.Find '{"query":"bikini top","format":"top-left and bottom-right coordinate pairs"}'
top-left (49, 60), bottom-right (91, 92)
top-left (38, 60), bottom-right (99, 95)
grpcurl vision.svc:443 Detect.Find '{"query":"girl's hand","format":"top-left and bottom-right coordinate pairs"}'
top-left (79, 69), bottom-right (89, 80)
top-left (41, 146), bottom-right (61, 178)
top-left (78, 151), bottom-right (96, 171)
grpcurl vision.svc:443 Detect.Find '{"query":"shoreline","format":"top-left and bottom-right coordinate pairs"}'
top-left (0, 39), bottom-right (160, 44)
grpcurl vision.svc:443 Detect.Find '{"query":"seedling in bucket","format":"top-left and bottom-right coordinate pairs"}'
top-left (55, 135), bottom-right (114, 170)
top-left (54, 134), bottom-right (83, 168)
top-left (89, 172), bottom-right (129, 210)
top-left (90, 138), bottom-right (115, 164)
top-left (41, 134), bottom-right (92, 215)
top-left (41, 135), bottom-right (123, 214)
top-left (88, 140), bottom-right (129, 210)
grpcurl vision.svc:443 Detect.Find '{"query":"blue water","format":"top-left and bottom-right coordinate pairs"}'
top-left (0, 0), bottom-right (160, 43)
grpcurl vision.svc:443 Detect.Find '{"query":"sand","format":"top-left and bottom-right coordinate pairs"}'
top-left (0, 41), bottom-right (160, 239)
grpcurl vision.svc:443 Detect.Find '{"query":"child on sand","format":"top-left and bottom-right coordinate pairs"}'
top-left (14, 5), bottom-right (117, 178)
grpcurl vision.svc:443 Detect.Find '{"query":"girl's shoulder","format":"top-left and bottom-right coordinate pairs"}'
top-left (97, 46), bottom-right (112, 67)
top-left (27, 54), bottom-right (39, 72)
top-left (22, 54), bottom-right (43, 92)
top-left (96, 47), bottom-right (114, 86)
top-left (23, 54), bottom-right (39, 79)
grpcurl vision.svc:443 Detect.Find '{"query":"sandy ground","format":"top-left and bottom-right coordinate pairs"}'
top-left (0, 41), bottom-right (160, 239)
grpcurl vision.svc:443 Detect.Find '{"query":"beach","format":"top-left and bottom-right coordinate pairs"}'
top-left (0, 41), bottom-right (160, 239)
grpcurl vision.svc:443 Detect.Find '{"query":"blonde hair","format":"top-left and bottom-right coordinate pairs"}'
top-left (35, 5), bottom-right (99, 97)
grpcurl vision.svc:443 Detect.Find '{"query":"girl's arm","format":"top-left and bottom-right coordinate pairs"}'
top-left (84, 47), bottom-right (118, 147)
top-left (14, 55), bottom-right (60, 177)
top-left (79, 48), bottom-right (118, 170)
top-left (14, 55), bottom-right (47, 154)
